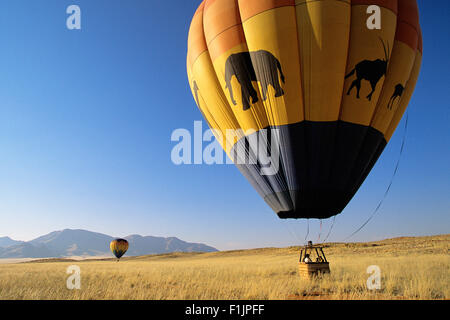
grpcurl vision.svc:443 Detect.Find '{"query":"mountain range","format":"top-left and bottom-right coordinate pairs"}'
top-left (0, 229), bottom-right (218, 259)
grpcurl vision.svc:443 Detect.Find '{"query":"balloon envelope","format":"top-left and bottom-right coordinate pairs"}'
top-left (110, 239), bottom-right (129, 259)
top-left (187, 0), bottom-right (422, 219)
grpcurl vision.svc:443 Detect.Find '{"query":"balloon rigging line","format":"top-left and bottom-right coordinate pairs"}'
top-left (316, 219), bottom-right (323, 243)
top-left (283, 220), bottom-right (303, 245)
top-left (322, 216), bottom-right (336, 244)
top-left (304, 219), bottom-right (310, 244)
top-left (342, 111), bottom-right (409, 241)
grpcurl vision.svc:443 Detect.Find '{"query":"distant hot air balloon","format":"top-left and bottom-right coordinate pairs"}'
top-left (187, 0), bottom-right (422, 220)
top-left (110, 239), bottom-right (129, 260)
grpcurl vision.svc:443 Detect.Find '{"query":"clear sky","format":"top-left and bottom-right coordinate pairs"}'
top-left (0, 0), bottom-right (448, 250)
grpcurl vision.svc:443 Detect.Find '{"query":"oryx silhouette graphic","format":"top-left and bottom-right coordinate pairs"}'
top-left (388, 84), bottom-right (405, 110)
top-left (193, 80), bottom-right (200, 107)
top-left (346, 38), bottom-right (390, 101)
top-left (224, 50), bottom-right (285, 111)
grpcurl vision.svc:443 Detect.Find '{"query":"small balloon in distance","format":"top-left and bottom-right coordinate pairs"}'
top-left (110, 239), bottom-right (129, 259)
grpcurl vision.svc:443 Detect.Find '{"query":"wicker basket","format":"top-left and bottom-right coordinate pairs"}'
top-left (298, 262), bottom-right (330, 279)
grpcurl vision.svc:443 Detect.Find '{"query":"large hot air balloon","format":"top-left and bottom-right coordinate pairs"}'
top-left (187, 0), bottom-right (422, 220)
top-left (110, 239), bottom-right (129, 260)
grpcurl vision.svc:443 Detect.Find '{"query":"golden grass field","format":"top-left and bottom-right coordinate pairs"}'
top-left (0, 235), bottom-right (448, 300)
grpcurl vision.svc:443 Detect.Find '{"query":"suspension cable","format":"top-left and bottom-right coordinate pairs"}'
top-left (316, 219), bottom-right (323, 243)
top-left (304, 219), bottom-right (310, 244)
top-left (342, 111), bottom-right (409, 241)
top-left (322, 216), bottom-right (336, 244)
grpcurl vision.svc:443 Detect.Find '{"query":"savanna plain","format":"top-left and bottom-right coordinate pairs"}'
top-left (0, 235), bottom-right (448, 300)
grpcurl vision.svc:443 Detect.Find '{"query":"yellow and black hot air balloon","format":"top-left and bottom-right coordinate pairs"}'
top-left (187, 0), bottom-right (422, 219)
top-left (110, 239), bottom-right (129, 260)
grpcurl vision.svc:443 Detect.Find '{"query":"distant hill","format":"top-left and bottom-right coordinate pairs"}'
top-left (0, 237), bottom-right (24, 248)
top-left (0, 242), bottom-right (55, 258)
top-left (0, 229), bottom-right (218, 259)
top-left (29, 229), bottom-right (114, 257)
top-left (125, 234), bottom-right (217, 256)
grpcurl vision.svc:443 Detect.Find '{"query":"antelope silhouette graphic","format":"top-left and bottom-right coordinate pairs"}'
top-left (346, 38), bottom-right (390, 101)
top-left (224, 50), bottom-right (285, 111)
top-left (192, 80), bottom-right (213, 127)
top-left (388, 84), bottom-right (405, 110)
top-left (193, 80), bottom-right (200, 107)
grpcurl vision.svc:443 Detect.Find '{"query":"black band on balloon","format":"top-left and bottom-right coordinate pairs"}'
top-left (230, 121), bottom-right (387, 219)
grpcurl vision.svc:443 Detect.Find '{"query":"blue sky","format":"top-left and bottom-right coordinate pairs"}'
top-left (0, 0), bottom-right (448, 250)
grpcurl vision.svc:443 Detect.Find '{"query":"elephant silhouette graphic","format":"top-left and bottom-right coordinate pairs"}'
top-left (224, 50), bottom-right (285, 111)
top-left (388, 84), bottom-right (405, 110)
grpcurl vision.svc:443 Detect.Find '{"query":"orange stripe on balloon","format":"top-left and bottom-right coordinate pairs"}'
top-left (208, 26), bottom-right (246, 62)
top-left (187, 1), bottom-right (208, 68)
top-left (395, 0), bottom-right (419, 51)
top-left (195, 1), bottom-right (206, 16)
top-left (351, 0), bottom-right (398, 14)
top-left (295, 0), bottom-right (350, 4)
top-left (238, 0), bottom-right (295, 22)
top-left (204, 0), bottom-right (217, 11)
top-left (204, 0), bottom-right (242, 46)
top-left (204, 0), bottom-right (246, 62)
top-left (398, 0), bottom-right (419, 31)
top-left (395, 21), bottom-right (418, 51)
top-left (417, 27), bottom-right (423, 54)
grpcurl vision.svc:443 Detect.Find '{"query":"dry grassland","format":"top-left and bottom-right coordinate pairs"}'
top-left (0, 235), bottom-right (448, 300)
